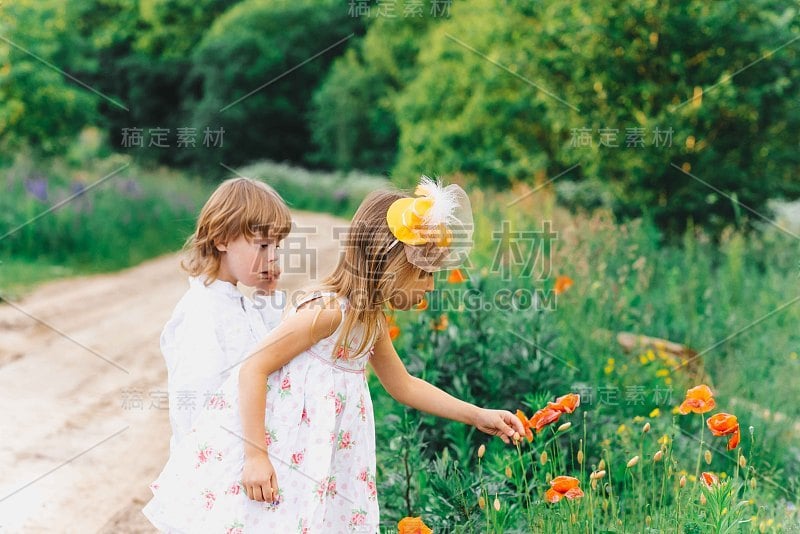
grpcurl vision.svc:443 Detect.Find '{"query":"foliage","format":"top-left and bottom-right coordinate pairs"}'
top-left (236, 160), bottom-right (390, 217)
top-left (0, 129), bottom-right (211, 272)
top-left (390, 0), bottom-right (800, 234)
top-left (0, 1), bottom-right (99, 159)
top-left (186, 0), bottom-right (365, 169)
top-left (372, 188), bottom-right (800, 530)
top-left (308, 0), bottom-right (443, 174)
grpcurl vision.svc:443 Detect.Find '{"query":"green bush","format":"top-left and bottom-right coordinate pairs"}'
top-left (0, 136), bottom-right (211, 270)
top-left (187, 0), bottom-right (365, 170)
top-left (373, 188), bottom-right (800, 529)
top-left (0, 0), bottom-right (99, 159)
top-left (390, 0), bottom-right (800, 235)
top-left (236, 160), bottom-right (390, 217)
top-left (309, 0), bottom-right (444, 174)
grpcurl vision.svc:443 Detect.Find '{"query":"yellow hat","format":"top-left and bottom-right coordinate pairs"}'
top-left (386, 176), bottom-right (473, 271)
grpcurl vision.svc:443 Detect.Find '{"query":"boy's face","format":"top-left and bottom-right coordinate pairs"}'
top-left (216, 234), bottom-right (280, 287)
top-left (389, 269), bottom-right (434, 310)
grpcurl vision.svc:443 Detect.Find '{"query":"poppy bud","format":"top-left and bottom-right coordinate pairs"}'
top-left (505, 465), bottom-right (512, 478)
top-left (680, 475), bottom-right (687, 488)
top-left (590, 470), bottom-right (606, 480)
top-left (627, 455), bottom-right (640, 468)
top-left (493, 495), bottom-right (501, 511)
top-left (704, 450), bottom-right (712, 465)
top-left (699, 494), bottom-right (707, 505)
top-left (577, 450), bottom-right (584, 465)
top-left (557, 422), bottom-right (572, 432)
top-left (478, 495), bottom-right (486, 509)
top-left (598, 459), bottom-right (606, 470)
top-left (540, 451), bottom-right (548, 465)
top-left (653, 450), bottom-right (663, 462)
top-left (477, 444), bottom-right (486, 459)
top-left (739, 455), bottom-right (747, 468)
top-left (642, 422), bottom-right (651, 433)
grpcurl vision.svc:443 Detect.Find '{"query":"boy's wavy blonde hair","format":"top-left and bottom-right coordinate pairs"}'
top-left (320, 190), bottom-right (435, 359)
top-left (182, 177), bottom-right (292, 284)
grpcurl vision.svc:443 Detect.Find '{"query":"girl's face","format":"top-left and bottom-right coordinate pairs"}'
top-left (216, 234), bottom-right (280, 287)
top-left (389, 268), bottom-right (434, 310)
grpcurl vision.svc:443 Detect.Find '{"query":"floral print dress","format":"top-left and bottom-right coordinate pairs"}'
top-left (143, 292), bottom-right (379, 533)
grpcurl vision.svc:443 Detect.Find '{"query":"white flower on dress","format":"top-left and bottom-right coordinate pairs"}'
top-left (279, 374), bottom-right (292, 399)
top-left (348, 508), bottom-right (368, 528)
top-left (290, 449), bottom-right (305, 469)
top-left (315, 475), bottom-right (337, 502)
top-left (224, 482), bottom-right (242, 495)
top-left (225, 520), bottom-right (244, 534)
top-left (195, 444), bottom-right (223, 469)
top-left (264, 428), bottom-right (278, 447)
top-left (337, 430), bottom-right (355, 450)
top-left (357, 394), bottom-right (367, 422)
top-left (300, 406), bottom-right (311, 425)
top-left (205, 393), bottom-right (228, 410)
top-left (324, 390), bottom-right (346, 415)
top-left (357, 468), bottom-right (377, 500)
top-left (201, 489), bottom-right (216, 510)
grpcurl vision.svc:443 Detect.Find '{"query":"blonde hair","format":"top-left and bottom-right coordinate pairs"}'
top-left (318, 190), bottom-right (432, 359)
top-left (182, 177), bottom-right (292, 283)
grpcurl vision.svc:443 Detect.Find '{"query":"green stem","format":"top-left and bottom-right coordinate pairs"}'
top-left (694, 414), bottom-right (706, 483)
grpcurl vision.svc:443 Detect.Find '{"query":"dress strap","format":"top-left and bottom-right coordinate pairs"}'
top-left (291, 290), bottom-right (347, 323)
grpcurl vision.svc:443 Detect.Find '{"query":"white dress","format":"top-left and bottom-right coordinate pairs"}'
top-left (143, 291), bottom-right (380, 533)
top-left (161, 276), bottom-right (279, 453)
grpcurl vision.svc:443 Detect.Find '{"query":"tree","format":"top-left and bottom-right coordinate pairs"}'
top-left (186, 0), bottom-right (365, 169)
top-left (309, 0), bottom-right (444, 174)
top-left (392, 0), bottom-right (800, 234)
top-left (0, 1), bottom-right (99, 159)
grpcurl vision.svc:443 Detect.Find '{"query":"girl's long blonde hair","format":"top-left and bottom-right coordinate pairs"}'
top-left (182, 177), bottom-right (292, 284)
top-left (320, 190), bottom-right (430, 359)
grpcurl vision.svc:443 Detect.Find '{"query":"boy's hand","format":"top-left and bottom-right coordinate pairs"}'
top-left (473, 408), bottom-right (526, 444)
top-left (242, 453), bottom-right (280, 503)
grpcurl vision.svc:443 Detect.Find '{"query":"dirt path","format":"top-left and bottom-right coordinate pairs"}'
top-left (0, 211), bottom-right (346, 534)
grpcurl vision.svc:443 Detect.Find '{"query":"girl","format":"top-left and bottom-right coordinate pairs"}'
top-left (143, 178), bottom-right (525, 532)
top-left (161, 177), bottom-right (291, 453)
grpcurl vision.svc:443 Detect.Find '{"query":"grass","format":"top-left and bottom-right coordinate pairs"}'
top-left (373, 184), bottom-right (799, 532)
top-left (0, 258), bottom-right (78, 298)
top-left (0, 134), bottom-right (389, 296)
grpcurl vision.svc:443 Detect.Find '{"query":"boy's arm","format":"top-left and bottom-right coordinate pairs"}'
top-left (238, 301), bottom-right (341, 459)
top-left (162, 300), bottom-right (226, 446)
top-left (369, 328), bottom-right (525, 443)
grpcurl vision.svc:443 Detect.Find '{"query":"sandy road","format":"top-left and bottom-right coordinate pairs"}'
top-left (0, 211), bottom-right (345, 533)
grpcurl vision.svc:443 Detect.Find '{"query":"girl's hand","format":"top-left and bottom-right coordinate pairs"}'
top-left (473, 408), bottom-right (526, 444)
top-left (242, 453), bottom-right (280, 503)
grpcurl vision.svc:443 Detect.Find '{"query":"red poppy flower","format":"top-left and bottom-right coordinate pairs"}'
top-left (553, 275), bottom-right (574, 295)
top-left (447, 269), bottom-right (467, 283)
top-left (701, 472), bottom-right (720, 488)
top-left (678, 384), bottom-right (716, 415)
top-left (545, 476), bottom-right (584, 503)
top-left (707, 413), bottom-right (741, 450)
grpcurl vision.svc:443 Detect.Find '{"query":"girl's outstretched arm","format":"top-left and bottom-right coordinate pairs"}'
top-left (369, 328), bottom-right (526, 444)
